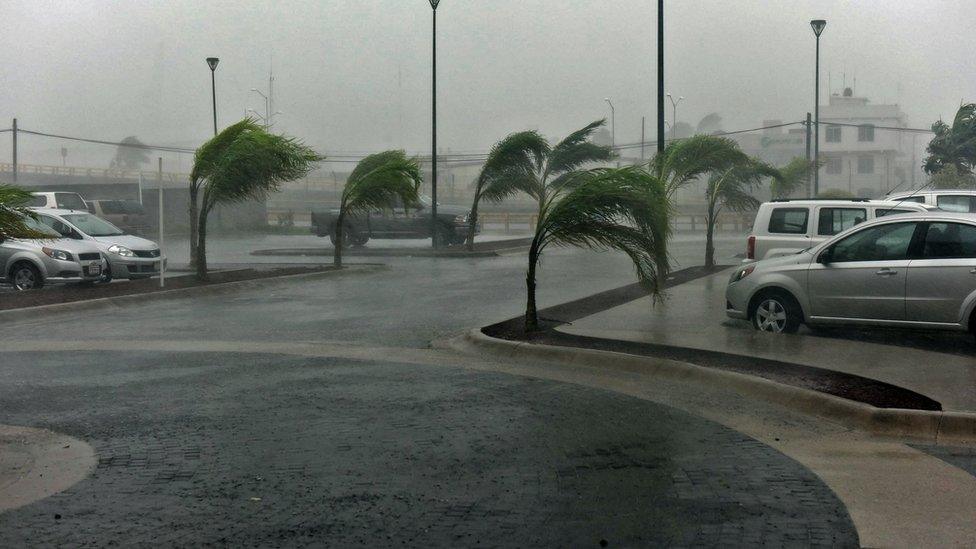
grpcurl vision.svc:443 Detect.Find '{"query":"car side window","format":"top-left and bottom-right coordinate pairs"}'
top-left (37, 216), bottom-right (73, 237)
top-left (897, 196), bottom-right (926, 203)
top-left (817, 208), bottom-right (866, 236)
top-left (28, 195), bottom-right (47, 207)
top-left (936, 195), bottom-right (974, 213)
top-left (767, 208), bottom-right (808, 234)
top-left (829, 222), bottom-right (917, 262)
top-left (875, 208), bottom-right (913, 217)
top-left (921, 222), bottom-right (976, 259)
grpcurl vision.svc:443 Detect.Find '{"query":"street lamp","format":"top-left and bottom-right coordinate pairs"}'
top-left (206, 57), bottom-right (219, 136)
top-left (604, 98), bottom-right (615, 153)
top-left (810, 19), bottom-right (826, 196)
top-left (666, 93), bottom-right (684, 137)
top-left (428, 0), bottom-right (440, 248)
top-left (657, 0), bottom-right (664, 156)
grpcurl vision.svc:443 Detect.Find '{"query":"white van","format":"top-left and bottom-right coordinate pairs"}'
top-left (745, 199), bottom-right (936, 261)
top-left (886, 190), bottom-right (976, 213)
top-left (29, 192), bottom-right (89, 211)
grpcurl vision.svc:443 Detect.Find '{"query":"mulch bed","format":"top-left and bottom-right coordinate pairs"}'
top-left (0, 266), bottom-right (337, 312)
top-left (483, 265), bottom-right (942, 411)
top-left (252, 237), bottom-right (534, 258)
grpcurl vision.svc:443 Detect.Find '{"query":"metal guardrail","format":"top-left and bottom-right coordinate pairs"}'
top-left (0, 162), bottom-right (189, 184)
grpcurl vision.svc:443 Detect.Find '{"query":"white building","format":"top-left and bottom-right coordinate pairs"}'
top-left (818, 88), bottom-right (915, 197)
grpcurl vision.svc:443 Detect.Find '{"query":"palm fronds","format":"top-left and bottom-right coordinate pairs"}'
top-left (651, 134), bottom-right (750, 196)
top-left (770, 157), bottom-right (820, 199)
top-left (0, 184), bottom-right (48, 240)
top-left (924, 103), bottom-right (976, 175)
top-left (546, 119), bottom-right (614, 178)
top-left (525, 166), bottom-right (671, 331)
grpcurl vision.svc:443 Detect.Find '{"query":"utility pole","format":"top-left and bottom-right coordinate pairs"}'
top-left (158, 157), bottom-right (165, 288)
top-left (429, 0), bottom-right (440, 248)
top-left (810, 20), bottom-right (826, 196)
top-left (805, 112), bottom-right (812, 197)
top-left (657, 0), bottom-right (665, 156)
top-left (12, 118), bottom-right (17, 183)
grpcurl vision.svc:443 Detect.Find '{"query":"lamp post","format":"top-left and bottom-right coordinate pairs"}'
top-left (251, 88), bottom-right (269, 124)
top-left (206, 57), bottom-right (220, 136)
top-left (666, 93), bottom-right (684, 137)
top-left (428, 0), bottom-right (440, 248)
top-left (657, 0), bottom-right (664, 156)
top-left (604, 98), bottom-right (615, 153)
top-left (810, 19), bottom-right (826, 196)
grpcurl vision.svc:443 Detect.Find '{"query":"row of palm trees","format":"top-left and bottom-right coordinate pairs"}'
top-left (1, 117), bottom-right (812, 333)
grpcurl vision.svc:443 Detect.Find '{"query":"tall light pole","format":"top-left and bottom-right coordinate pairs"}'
top-left (657, 0), bottom-right (664, 156)
top-left (429, 0), bottom-right (440, 248)
top-left (251, 88), bottom-right (269, 124)
top-left (206, 57), bottom-right (219, 136)
top-left (604, 98), bottom-right (615, 153)
top-left (666, 93), bottom-right (684, 136)
top-left (810, 19), bottom-right (826, 196)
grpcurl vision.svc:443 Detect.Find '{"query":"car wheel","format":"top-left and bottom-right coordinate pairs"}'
top-left (11, 262), bottom-right (43, 291)
top-left (350, 233), bottom-right (370, 248)
top-left (751, 291), bottom-right (801, 334)
top-left (328, 228), bottom-right (353, 247)
top-left (436, 225), bottom-right (459, 247)
top-left (99, 265), bottom-right (114, 284)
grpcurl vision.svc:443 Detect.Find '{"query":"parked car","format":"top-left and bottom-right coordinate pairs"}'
top-left (744, 198), bottom-right (936, 261)
top-left (310, 195), bottom-right (478, 247)
top-left (28, 191), bottom-right (88, 211)
top-left (0, 215), bottom-right (107, 290)
top-left (726, 211), bottom-right (976, 336)
top-left (886, 189), bottom-right (976, 213)
top-left (30, 208), bottom-right (164, 282)
top-left (87, 199), bottom-right (150, 235)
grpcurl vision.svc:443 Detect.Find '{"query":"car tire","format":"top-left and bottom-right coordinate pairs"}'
top-left (10, 262), bottom-right (43, 291)
top-left (99, 265), bottom-right (114, 284)
top-left (436, 224), bottom-right (460, 247)
top-left (329, 228), bottom-right (353, 247)
top-left (750, 290), bottom-right (801, 334)
top-left (350, 233), bottom-right (370, 248)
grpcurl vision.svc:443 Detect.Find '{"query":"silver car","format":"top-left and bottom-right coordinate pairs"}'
top-left (0, 216), bottom-right (107, 290)
top-left (726, 212), bottom-right (976, 337)
top-left (31, 208), bottom-right (164, 281)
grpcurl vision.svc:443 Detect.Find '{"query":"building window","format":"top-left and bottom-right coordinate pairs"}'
top-left (825, 125), bottom-right (842, 142)
top-left (857, 155), bottom-right (874, 174)
top-left (858, 124), bottom-right (875, 142)
top-left (825, 156), bottom-right (842, 174)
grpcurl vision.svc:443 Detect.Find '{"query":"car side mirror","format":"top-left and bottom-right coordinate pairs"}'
top-left (817, 248), bottom-right (832, 264)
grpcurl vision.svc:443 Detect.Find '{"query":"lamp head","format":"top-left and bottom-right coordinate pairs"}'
top-left (810, 19), bottom-right (826, 37)
top-left (429, 0), bottom-right (440, 8)
top-left (206, 57), bottom-right (220, 71)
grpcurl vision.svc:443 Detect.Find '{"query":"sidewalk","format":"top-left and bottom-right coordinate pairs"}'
top-left (557, 269), bottom-right (976, 413)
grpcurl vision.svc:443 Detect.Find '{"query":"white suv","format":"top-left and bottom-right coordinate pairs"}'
top-left (745, 199), bottom-right (936, 261)
top-left (886, 190), bottom-right (976, 213)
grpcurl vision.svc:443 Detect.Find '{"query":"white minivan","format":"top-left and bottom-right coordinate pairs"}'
top-left (886, 190), bottom-right (976, 213)
top-left (745, 199), bottom-right (936, 261)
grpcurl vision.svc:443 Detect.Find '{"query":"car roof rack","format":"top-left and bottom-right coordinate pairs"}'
top-left (770, 198), bottom-right (871, 202)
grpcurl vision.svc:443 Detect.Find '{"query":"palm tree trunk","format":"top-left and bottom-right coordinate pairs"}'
top-left (705, 199), bottom-right (716, 269)
top-left (333, 208), bottom-right (345, 267)
top-left (188, 183), bottom-right (199, 269)
top-left (465, 195), bottom-right (480, 252)
top-left (196, 202), bottom-right (210, 281)
top-left (524, 237), bottom-right (541, 332)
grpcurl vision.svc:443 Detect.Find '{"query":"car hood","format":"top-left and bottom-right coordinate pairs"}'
top-left (91, 234), bottom-right (159, 251)
top-left (9, 236), bottom-right (104, 255)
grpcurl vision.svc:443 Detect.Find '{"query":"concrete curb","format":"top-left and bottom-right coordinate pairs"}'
top-left (449, 329), bottom-right (976, 445)
top-left (0, 264), bottom-right (387, 323)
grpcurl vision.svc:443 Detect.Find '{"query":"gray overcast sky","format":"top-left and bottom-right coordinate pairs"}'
top-left (1, 0), bottom-right (974, 166)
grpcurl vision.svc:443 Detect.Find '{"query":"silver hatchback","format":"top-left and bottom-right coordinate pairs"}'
top-left (726, 212), bottom-right (976, 336)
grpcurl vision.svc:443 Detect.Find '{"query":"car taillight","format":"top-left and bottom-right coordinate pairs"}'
top-left (747, 235), bottom-right (756, 260)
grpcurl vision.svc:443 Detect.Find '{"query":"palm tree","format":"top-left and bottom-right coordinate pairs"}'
top-left (0, 183), bottom-right (48, 240)
top-left (465, 131), bottom-right (548, 250)
top-left (769, 158), bottom-right (820, 199)
top-left (334, 150), bottom-right (423, 267)
top-left (192, 119), bottom-right (321, 279)
top-left (524, 166), bottom-right (671, 332)
top-left (924, 103), bottom-right (976, 176)
top-left (702, 161), bottom-right (780, 267)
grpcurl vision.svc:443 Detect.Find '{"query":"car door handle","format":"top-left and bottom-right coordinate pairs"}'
top-left (970, 268), bottom-right (976, 274)
top-left (875, 268), bottom-right (897, 276)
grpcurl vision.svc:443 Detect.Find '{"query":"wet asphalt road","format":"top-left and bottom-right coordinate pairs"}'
top-left (0, 234), bottom-right (860, 546)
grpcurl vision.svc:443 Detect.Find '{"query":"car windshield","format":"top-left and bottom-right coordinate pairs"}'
top-left (18, 215), bottom-right (60, 238)
top-left (55, 193), bottom-right (88, 210)
top-left (62, 213), bottom-right (125, 236)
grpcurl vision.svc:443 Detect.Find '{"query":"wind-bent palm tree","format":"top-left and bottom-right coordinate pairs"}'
top-left (192, 119), bottom-right (321, 280)
top-left (524, 166), bottom-right (671, 332)
top-left (334, 150), bottom-right (423, 267)
top-left (702, 161), bottom-right (780, 267)
top-left (769, 158), bottom-right (820, 199)
top-left (0, 183), bottom-right (47, 240)
top-left (465, 131), bottom-right (548, 250)
top-left (924, 103), bottom-right (976, 176)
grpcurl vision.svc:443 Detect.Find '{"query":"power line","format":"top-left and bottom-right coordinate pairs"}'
top-left (17, 129), bottom-right (196, 154)
top-left (815, 121), bottom-right (935, 133)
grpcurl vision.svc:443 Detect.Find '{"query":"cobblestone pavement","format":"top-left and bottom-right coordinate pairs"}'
top-left (0, 351), bottom-right (857, 547)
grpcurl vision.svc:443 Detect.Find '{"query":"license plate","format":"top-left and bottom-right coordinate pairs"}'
top-left (87, 264), bottom-right (101, 276)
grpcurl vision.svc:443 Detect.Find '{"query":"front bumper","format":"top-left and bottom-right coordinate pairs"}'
top-left (44, 258), bottom-right (106, 283)
top-left (106, 256), bottom-right (167, 279)
top-left (724, 280), bottom-right (751, 320)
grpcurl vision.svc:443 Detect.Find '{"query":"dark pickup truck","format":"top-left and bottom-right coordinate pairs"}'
top-left (310, 197), bottom-right (479, 247)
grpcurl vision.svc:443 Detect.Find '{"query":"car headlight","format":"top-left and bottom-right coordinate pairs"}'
top-left (42, 247), bottom-right (73, 261)
top-left (730, 265), bottom-right (755, 283)
top-left (454, 214), bottom-right (469, 224)
top-left (108, 244), bottom-right (135, 257)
